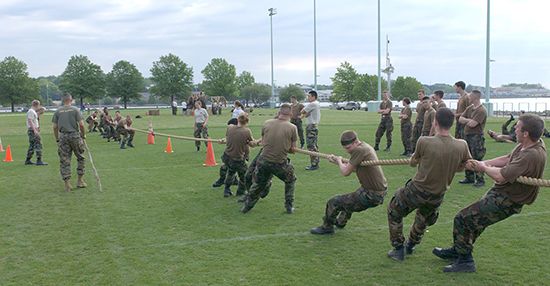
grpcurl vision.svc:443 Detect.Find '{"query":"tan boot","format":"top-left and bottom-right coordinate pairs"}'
top-left (77, 175), bottom-right (87, 188)
top-left (64, 180), bottom-right (73, 192)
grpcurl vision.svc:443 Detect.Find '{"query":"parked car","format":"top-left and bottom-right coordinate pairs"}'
top-left (341, 102), bottom-right (361, 111)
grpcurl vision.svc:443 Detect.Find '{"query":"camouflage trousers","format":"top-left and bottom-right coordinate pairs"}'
top-left (222, 153), bottom-right (247, 195)
top-left (26, 129), bottom-right (43, 160)
top-left (116, 127), bottom-right (134, 145)
top-left (322, 187), bottom-right (386, 228)
top-left (410, 121), bottom-right (423, 153)
top-left (291, 118), bottom-right (305, 147)
top-left (452, 189), bottom-right (523, 255)
top-left (388, 180), bottom-right (444, 247)
top-left (194, 123), bottom-right (209, 148)
top-left (465, 134), bottom-right (486, 182)
top-left (306, 124), bottom-right (319, 167)
top-left (58, 132), bottom-right (85, 181)
top-left (455, 121), bottom-right (465, 139)
top-left (244, 156), bottom-right (296, 210)
top-left (375, 116), bottom-right (393, 148)
top-left (244, 149), bottom-right (271, 194)
top-left (400, 122), bottom-right (412, 154)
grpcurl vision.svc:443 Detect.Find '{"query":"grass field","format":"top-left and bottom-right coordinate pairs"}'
top-left (1, 108), bottom-right (549, 285)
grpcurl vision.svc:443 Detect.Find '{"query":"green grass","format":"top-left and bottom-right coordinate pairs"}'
top-left (1, 109), bottom-right (549, 285)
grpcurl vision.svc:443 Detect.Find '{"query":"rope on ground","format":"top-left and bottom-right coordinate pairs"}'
top-left (292, 148), bottom-right (550, 187)
top-left (130, 127), bottom-right (225, 143)
top-left (83, 139), bottom-right (103, 192)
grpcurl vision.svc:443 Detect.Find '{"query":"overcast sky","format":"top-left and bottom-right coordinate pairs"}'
top-left (1, 0), bottom-right (549, 88)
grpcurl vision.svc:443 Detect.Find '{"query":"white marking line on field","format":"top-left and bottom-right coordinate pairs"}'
top-left (138, 210), bottom-right (550, 249)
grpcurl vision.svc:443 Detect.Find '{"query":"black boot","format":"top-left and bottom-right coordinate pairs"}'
top-left (127, 139), bottom-right (134, 148)
top-left (35, 158), bottom-right (48, 166)
top-left (120, 142), bottom-right (126, 149)
top-left (25, 158), bottom-right (35, 165)
top-left (432, 246), bottom-right (458, 260)
top-left (310, 225), bottom-right (334, 235)
top-left (405, 240), bottom-right (416, 255)
top-left (443, 253), bottom-right (476, 273)
top-left (384, 145), bottom-right (391, 152)
top-left (212, 179), bottom-right (224, 188)
top-left (374, 144), bottom-right (380, 151)
top-left (387, 246), bottom-right (405, 261)
top-left (223, 187), bottom-right (233, 197)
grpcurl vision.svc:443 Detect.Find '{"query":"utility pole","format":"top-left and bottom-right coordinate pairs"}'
top-left (382, 35), bottom-right (394, 95)
top-left (269, 8), bottom-right (277, 108)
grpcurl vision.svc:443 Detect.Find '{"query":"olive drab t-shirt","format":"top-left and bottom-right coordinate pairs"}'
top-left (291, 103), bottom-right (304, 120)
top-left (463, 104), bottom-right (487, 135)
top-left (411, 135), bottom-right (472, 195)
top-left (52, 105), bottom-right (82, 133)
top-left (422, 107), bottom-right (436, 135)
top-left (494, 140), bottom-right (546, 205)
top-left (415, 99), bottom-right (430, 124)
top-left (349, 142), bottom-right (387, 195)
top-left (456, 95), bottom-right (470, 118)
top-left (400, 106), bottom-right (412, 124)
top-left (224, 125), bottom-right (253, 161)
top-left (379, 99), bottom-right (393, 116)
top-left (260, 119), bottom-right (298, 163)
top-left (436, 101), bottom-right (447, 109)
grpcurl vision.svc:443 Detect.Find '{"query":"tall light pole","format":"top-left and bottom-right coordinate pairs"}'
top-left (484, 0), bottom-right (491, 103)
top-left (269, 8), bottom-right (277, 107)
top-left (376, 0), bottom-right (381, 101)
top-left (313, 0), bottom-right (317, 91)
top-left (382, 35), bottom-right (394, 94)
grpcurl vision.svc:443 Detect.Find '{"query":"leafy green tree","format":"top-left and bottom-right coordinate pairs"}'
top-left (240, 83), bottom-right (271, 106)
top-left (391, 76), bottom-right (423, 101)
top-left (37, 78), bottom-right (60, 105)
top-left (351, 74), bottom-right (386, 102)
top-left (59, 55), bottom-right (106, 107)
top-left (0, 56), bottom-right (39, 112)
top-left (236, 71), bottom-right (255, 90)
top-left (150, 53), bottom-right (194, 104)
top-left (106, 60), bottom-right (145, 109)
top-left (201, 58), bottom-right (238, 100)
top-left (330, 61), bottom-right (358, 102)
top-left (278, 85), bottom-right (306, 103)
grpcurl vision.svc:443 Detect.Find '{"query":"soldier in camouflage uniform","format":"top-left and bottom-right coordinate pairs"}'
top-left (117, 115), bottom-right (135, 149)
top-left (310, 131), bottom-right (387, 235)
top-left (52, 93), bottom-right (87, 192)
top-left (411, 89), bottom-right (430, 153)
top-left (25, 100), bottom-right (48, 166)
top-left (374, 90), bottom-right (394, 151)
top-left (290, 96), bottom-right (305, 148)
top-left (387, 108), bottom-right (472, 261)
top-left (458, 90), bottom-right (487, 187)
top-left (302, 90), bottom-right (321, 170)
top-left (454, 81), bottom-right (470, 139)
top-left (399, 97), bottom-right (413, 156)
top-left (434, 114), bottom-right (546, 273)
top-left (241, 104), bottom-right (298, 214)
top-left (193, 101), bottom-right (209, 151)
top-left (212, 118), bottom-right (239, 188)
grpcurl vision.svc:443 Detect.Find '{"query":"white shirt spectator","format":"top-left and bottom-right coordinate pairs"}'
top-left (232, 106), bottom-right (245, 119)
top-left (303, 100), bottom-right (321, 125)
top-left (27, 108), bottom-right (39, 129)
top-left (182, 101), bottom-right (187, 109)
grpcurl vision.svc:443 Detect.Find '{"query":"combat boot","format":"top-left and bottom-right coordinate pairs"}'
top-left (77, 175), bottom-right (87, 188)
top-left (120, 142), bottom-right (126, 149)
top-left (223, 187), bottom-right (233, 197)
top-left (387, 246), bottom-right (405, 261)
top-left (310, 225), bottom-right (334, 235)
top-left (443, 253), bottom-right (476, 273)
top-left (405, 240), bottom-right (416, 255)
top-left (25, 158), bottom-right (35, 165)
top-left (374, 144), bottom-right (380, 151)
top-left (127, 139), bottom-right (134, 148)
top-left (432, 246), bottom-right (458, 260)
top-left (384, 145), bottom-right (391, 152)
top-left (212, 179), bottom-right (224, 188)
top-left (35, 159), bottom-right (48, 166)
top-left (64, 180), bottom-right (73, 192)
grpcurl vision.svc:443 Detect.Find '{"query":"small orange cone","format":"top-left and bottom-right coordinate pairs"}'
top-left (3, 144), bottom-right (13, 162)
top-left (164, 137), bottom-right (174, 153)
top-left (147, 132), bottom-right (155, 144)
top-left (203, 141), bottom-right (217, 166)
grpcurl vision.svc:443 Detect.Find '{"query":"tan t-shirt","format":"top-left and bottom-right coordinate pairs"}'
top-left (400, 106), bottom-right (412, 124)
top-left (437, 101), bottom-right (447, 109)
top-left (415, 99), bottom-right (430, 124)
top-left (456, 94), bottom-right (470, 118)
top-left (411, 135), bottom-right (472, 195)
top-left (291, 103), bottom-right (304, 120)
top-left (494, 140), bottom-right (546, 205)
top-left (349, 142), bottom-right (387, 194)
top-left (422, 107), bottom-right (436, 135)
top-left (224, 125), bottom-right (253, 161)
top-left (463, 104), bottom-right (487, 135)
top-left (379, 99), bottom-right (393, 116)
top-left (260, 119), bottom-right (298, 163)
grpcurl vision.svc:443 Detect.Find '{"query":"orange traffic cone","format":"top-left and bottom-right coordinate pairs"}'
top-left (164, 137), bottom-right (174, 153)
top-left (203, 141), bottom-right (217, 167)
top-left (3, 144), bottom-right (13, 162)
top-left (0, 137), bottom-right (4, 152)
top-left (147, 132), bottom-right (155, 144)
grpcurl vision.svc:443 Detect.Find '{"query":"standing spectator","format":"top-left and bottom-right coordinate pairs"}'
top-left (181, 100), bottom-right (187, 115)
top-left (411, 90), bottom-right (430, 153)
top-left (232, 100), bottom-right (245, 119)
top-left (399, 97), bottom-right (413, 156)
top-left (290, 95), bottom-right (305, 149)
top-left (374, 90), bottom-right (394, 151)
top-left (454, 81), bottom-right (470, 139)
top-left (459, 90), bottom-right (487, 187)
top-left (25, 100), bottom-right (47, 166)
top-left (301, 90), bottom-right (321, 170)
top-left (172, 99), bottom-right (178, 115)
top-left (193, 101), bottom-right (209, 151)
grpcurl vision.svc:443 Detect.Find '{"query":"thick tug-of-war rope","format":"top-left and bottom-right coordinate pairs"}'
top-left (130, 127), bottom-right (225, 143)
top-left (292, 148), bottom-right (550, 187)
top-left (129, 127), bottom-right (550, 187)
